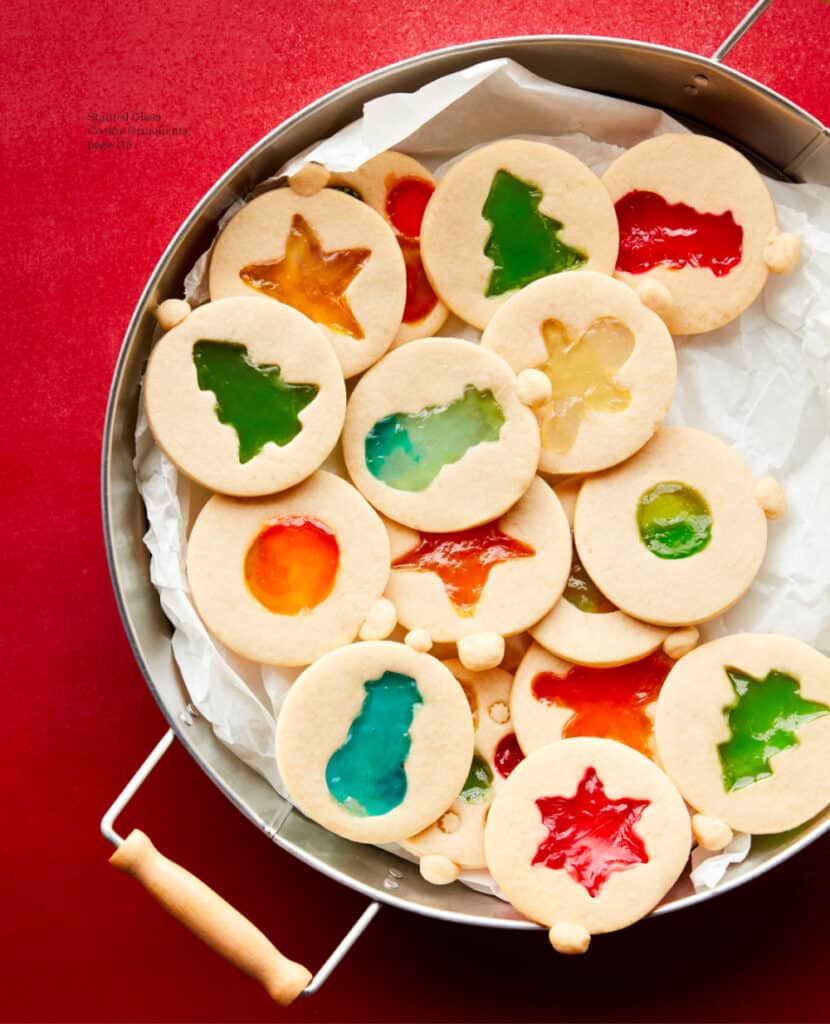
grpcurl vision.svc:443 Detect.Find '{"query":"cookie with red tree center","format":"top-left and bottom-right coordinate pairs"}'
top-left (484, 737), bottom-right (691, 953)
top-left (342, 337), bottom-right (541, 534)
top-left (401, 661), bottom-right (515, 883)
top-left (186, 471), bottom-right (392, 667)
top-left (329, 151), bottom-right (448, 344)
top-left (420, 139), bottom-right (619, 329)
top-left (574, 426), bottom-right (786, 627)
top-left (602, 133), bottom-right (800, 335)
top-left (143, 297), bottom-right (346, 497)
top-left (531, 479), bottom-right (697, 667)
top-left (480, 271), bottom-right (676, 475)
top-left (275, 641), bottom-right (474, 844)
top-left (655, 634), bottom-right (830, 846)
top-left (208, 166), bottom-right (406, 377)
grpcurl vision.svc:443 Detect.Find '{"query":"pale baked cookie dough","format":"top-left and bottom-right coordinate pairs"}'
top-left (575, 426), bottom-right (780, 626)
top-left (186, 471), bottom-right (391, 667)
top-left (602, 134), bottom-right (800, 335)
top-left (144, 297), bottom-right (345, 497)
top-left (275, 641), bottom-right (474, 844)
top-left (480, 272), bottom-right (676, 475)
top-left (484, 737), bottom-right (691, 953)
top-left (342, 337), bottom-right (541, 533)
top-left (401, 661), bottom-right (514, 881)
top-left (330, 151), bottom-right (448, 344)
top-left (655, 634), bottom-right (830, 840)
top-left (208, 173), bottom-right (406, 377)
top-left (420, 139), bottom-right (619, 329)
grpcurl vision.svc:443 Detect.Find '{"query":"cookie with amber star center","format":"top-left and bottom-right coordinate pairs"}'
top-left (602, 134), bottom-right (798, 335)
top-left (655, 634), bottom-right (830, 835)
top-left (420, 139), bottom-right (619, 330)
top-left (143, 297), bottom-right (346, 496)
top-left (575, 426), bottom-right (770, 626)
top-left (385, 477), bottom-right (570, 642)
top-left (276, 641), bottom-right (474, 844)
top-left (342, 337), bottom-right (541, 532)
top-left (484, 738), bottom-right (691, 951)
top-left (186, 471), bottom-right (390, 667)
top-left (481, 272), bottom-right (676, 474)
top-left (208, 185), bottom-right (406, 377)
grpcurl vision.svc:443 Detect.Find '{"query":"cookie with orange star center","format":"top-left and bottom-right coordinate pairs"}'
top-left (484, 738), bottom-right (691, 953)
top-left (208, 174), bottom-right (406, 377)
top-left (330, 151), bottom-right (448, 344)
top-left (480, 271), bottom-right (676, 475)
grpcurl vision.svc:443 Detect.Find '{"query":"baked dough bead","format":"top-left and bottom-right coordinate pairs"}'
top-left (154, 298), bottom-right (191, 331)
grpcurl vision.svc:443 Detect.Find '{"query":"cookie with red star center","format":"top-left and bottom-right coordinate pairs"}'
top-left (484, 737), bottom-right (691, 953)
top-left (420, 139), bottom-right (619, 329)
top-left (480, 271), bottom-right (676, 475)
top-left (208, 179), bottom-right (406, 377)
top-left (602, 134), bottom-right (800, 335)
top-left (329, 151), bottom-right (448, 344)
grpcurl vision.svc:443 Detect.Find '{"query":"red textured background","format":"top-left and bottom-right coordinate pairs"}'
top-left (3, 1), bottom-right (830, 1021)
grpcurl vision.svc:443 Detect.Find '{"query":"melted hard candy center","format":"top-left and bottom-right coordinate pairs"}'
top-left (386, 176), bottom-right (433, 238)
top-left (563, 537), bottom-right (616, 614)
top-left (244, 516), bottom-right (339, 615)
top-left (494, 732), bottom-right (525, 779)
top-left (637, 481), bottom-right (712, 560)
top-left (459, 750), bottom-right (494, 804)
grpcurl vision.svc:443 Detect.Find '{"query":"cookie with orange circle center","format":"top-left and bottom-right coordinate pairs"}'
top-left (420, 139), bottom-right (619, 329)
top-left (208, 176), bottom-right (406, 377)
top-left (186, 471), bottom-right (391, 667)
top-left (602, 134), bottom-right (800, 335)
top-left (276, 641), bottom-right (474, 844)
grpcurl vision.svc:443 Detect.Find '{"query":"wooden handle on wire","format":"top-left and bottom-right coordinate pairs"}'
top-left (110, 829), bottom-right (311, 1006)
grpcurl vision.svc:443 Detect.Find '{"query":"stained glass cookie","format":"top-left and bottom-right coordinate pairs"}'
top-left (386, 477), bottom-right (570, 672)
top-left (484, 737), bottom-right (691, 953)
top-left (330, 151), bottom-right (448, 343)
top-left (480, 272), bottom-right (676, 474)
top-left (208, 167), bottom-right (406, 377)
top-left (342, 337), bottom-right (541, 533)
top-left (144, 297), bottom-right (346, 496)
top-left (275, 641), bottom-right (474, 843)
top-left (186, 471), bottom-right (391, 666)
top-left (574, 426), bottom-right (786, 626)
top-left (401, 661), bottom-right (514, 883)
top-left (602, 134), bottom-right (800, 335)
top-left (531, 479), bottom-right (697, 666)
top-left (655, 634), bottom-right (830, 847)
top-left (420, 139), bottom-right (619, 329)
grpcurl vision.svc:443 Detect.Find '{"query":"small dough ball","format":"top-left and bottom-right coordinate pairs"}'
top-left (420, 854), bottom-right (461, 885)
top-left (549, 922), bottom-right (591, 955)
top-left (155, 298), bottom-right (191, 331)
top-left (692, 814), bottom-right (734, 852)
top-left (764, 232), bottom-right (800, 275)
top-left (288, 163), bottom-right (330, 196)
top-left (516, 368), bottom-right (552, 408)
top-left (756, 476), bottom-right (787, 520)
top-left (405, 628), bottom-right (433, 653)
top-left (358, 598), bottom-right (397, 641)
top-left (458, 633), bottom-right (505, 672)
top-left (663, 626), bottom-right (700, 660)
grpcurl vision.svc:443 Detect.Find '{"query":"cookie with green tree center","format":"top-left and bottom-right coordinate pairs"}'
top-left (574, 426), bottom-right (783, 627)
top-left (420, 139), bottom-right (618, 330)
top-left (275, 641), bottom-right (474, 844)
top-left (655, 634), bottom-right (830, 840)
top-left (144, 297), bottom-right (345, 496)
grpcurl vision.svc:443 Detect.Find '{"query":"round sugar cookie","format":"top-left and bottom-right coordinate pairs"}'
top-left (655, 634), bottom-right (830, 836)
top-left (480, 272), bottom-right (676, 474)
top-left (531, 479), bottom-right (673, 666)
top-left (208, 184), bottom-right (406, 377)
top-left (574, 426), bottom-right (773, 626)
top-left (602, 134), bottom-right (800, 335)
top-left (186, 471), bottom-right (390, 666)
top-left (385, 477), bottom-right (570, 644)
top-left (342, 337), bottom-right (541, 532)
top-left (330, 151), bottom-right (448, 343)
top-left (420, 139), bottom-right (619, 329)
top-left (401, 661), bottom-right (515, 878)
top-left (275, 641), bottom-right (474, 844)
top-left (484, 738), bottom-right (691, 952)
top-left (512, 642), bottom-right (675, 762)
top-left (144, 297), bottom-right (346, 496)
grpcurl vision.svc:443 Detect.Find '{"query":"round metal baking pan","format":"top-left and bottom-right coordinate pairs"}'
top-left (102, 35), bottom-right (830, 930)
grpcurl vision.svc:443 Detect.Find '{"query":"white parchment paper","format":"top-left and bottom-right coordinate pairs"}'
top-left (134, 58), bottom-right (830, 901)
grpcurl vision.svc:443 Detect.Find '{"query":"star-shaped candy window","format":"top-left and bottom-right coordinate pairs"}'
top-left (538, 317), bottom-right (635, 454)
top-left (532, 766), bottom-right (650, 897)
top-left (392, 521), bottom-right (535, 615)
top-left (239, 214), bottom-right (370, 339)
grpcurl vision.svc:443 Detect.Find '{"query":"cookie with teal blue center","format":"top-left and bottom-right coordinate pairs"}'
top-left (144, 296), bottom-right (345, 496)
top-left (276, 641), bottom-right (474, 844)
